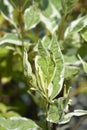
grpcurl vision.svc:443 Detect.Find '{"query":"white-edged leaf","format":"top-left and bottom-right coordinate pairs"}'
top-left (36, 34), bottom-right (65, 99)
top-left (35, 41), bottom-right (55, 98)
top-left (35, 56), bottom-right (50, 99)
top-left (78, 55), bottom-right (87, 73)
top-left (24, 4), bottom-right (40, 30)
top-left (40, 1), bottom-right (61, 33)
top-left (38, 40), bottom-right (49, 58)
top-left (47, 97), bottom-right (68, 123)
top-left (24, 34), bottom-right (64, 100)
top-left (40, 14), bottom-right (53, 32)
top-left (59, 109), bottom-right (87, 124)
top-left (0, 116), bottom-right (41, 130)
top-left (0, 33), bottom-right (22, 46)
top-left (42, 36), bottom-right (51, 48)
top-left (65, 15), bottom-right (87, 38)
top-left (50, 34), bottom-right (65, 99)
top-left (61, 0), bottom-right (78, 14)
top-left (50, 0), bottom-right (62, 11)
top-left (0, 0), bottom-right (16, 28)
top-left (23, 48), bottom-right (36, 88)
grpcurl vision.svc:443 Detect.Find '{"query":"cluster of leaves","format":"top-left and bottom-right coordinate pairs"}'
top-left (0, 0), bottom-right (87, 129)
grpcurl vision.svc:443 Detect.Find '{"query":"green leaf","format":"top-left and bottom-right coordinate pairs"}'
top-left (0, 33), bottom-right (22, 46)
top-left (47, 97), bottom-right (68, 123)
top-left (42, 36), bottom-right (51, 48)
top-left (64, 55), bottom-right (78, 64)
top-left (64, 55), bottom-right (80, 79)
top-left (35, 41), bottom-right (55, 98)
top-left (24, 34), bottom-right (64, 100)
top-left (65, 15), bottom-right (87, 38)
top-left (0, 116), bottom-right (41, 130)
top-left (81, 27), bottom-right (87, 42)
top-left (41, 1), bottom-right (52, 18)
top-left (3, 111), bottom-right (20, 118)
top-left (59, 110), bottom-right (87, 124)
top-left (50, 34), bottom-right (64, 99)
top-left (36, 120), bottom-right (47, 130)
top-left (50, 0), bottom-right (62, 11)
top-left (35, 56), bottom-right (48, 96)
top-left (24, 4), bottom-right (40, 30)
top-left (64, 66), bottom-right (79, 79)
top-left (38, 41), bottom-right (54, 85)
top-left (38, 40), bottom-right (49, 58)
top-left (0, 103), bottom-right (8, 113)
top-left (35, 34), bottom-right (64, 100)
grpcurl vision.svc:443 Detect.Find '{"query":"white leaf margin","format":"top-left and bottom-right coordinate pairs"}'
top-left (64, 15), bottom-right (87, 38)
top-left (59, 109), bottom-right (87, 124)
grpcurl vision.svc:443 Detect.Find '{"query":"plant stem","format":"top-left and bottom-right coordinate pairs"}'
top-left (57, 15), bottom-right (67, 40)
top-left (17, 0), bottom-right (24, 59)
top-left (19, 11), bottom-right (24, 57)
top-left (46, 102), bottom-right (49, 130)
top-left (18, 0), bottom-right (21, 10)
top-left (57, 0), bottom-right (70, 40)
